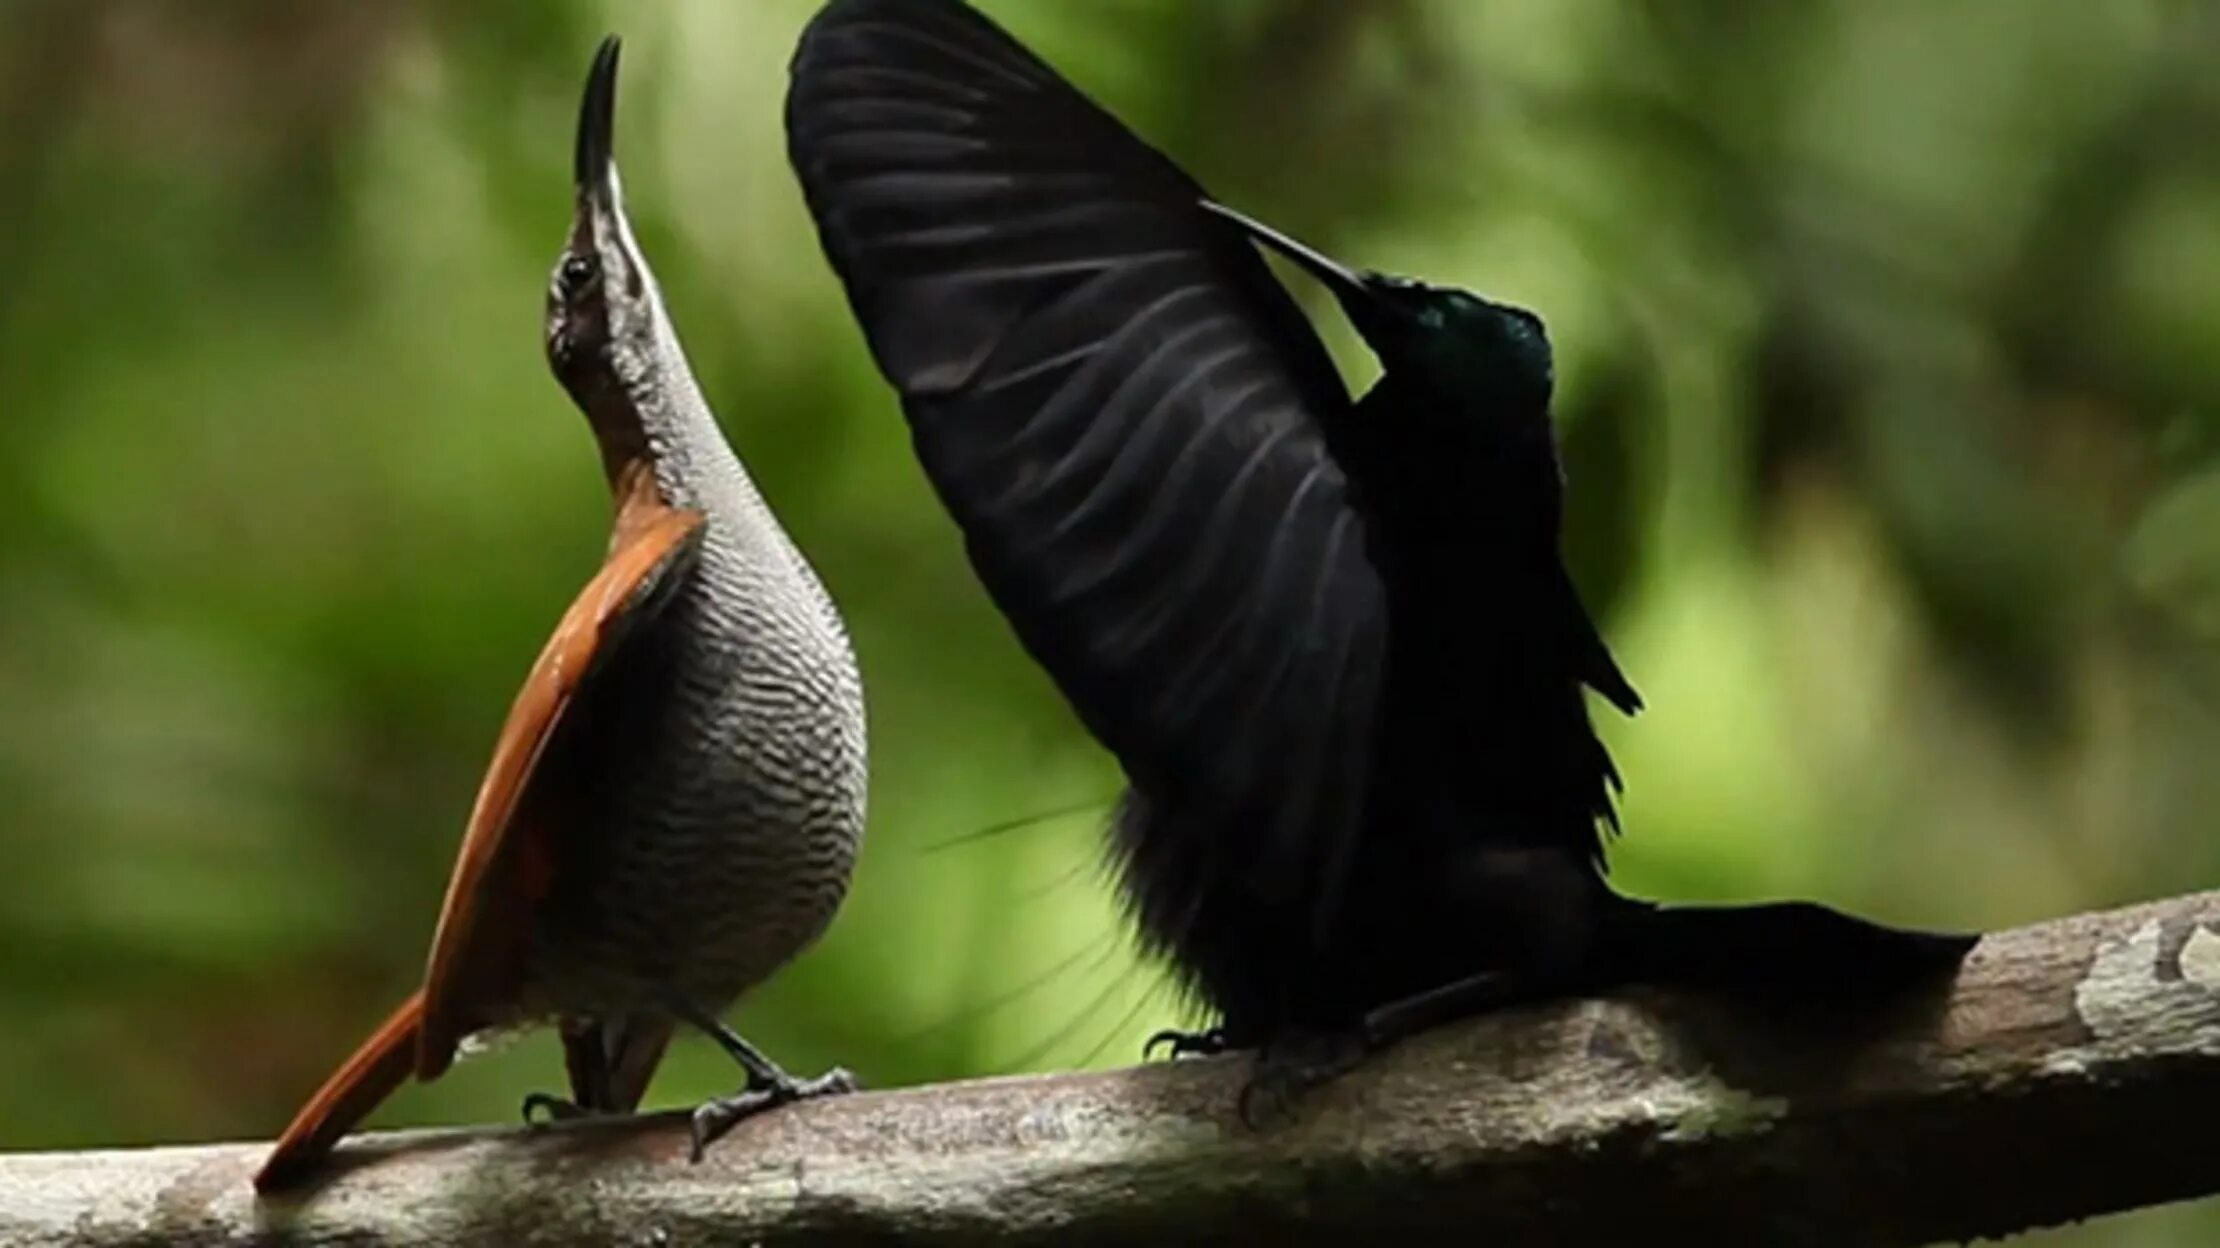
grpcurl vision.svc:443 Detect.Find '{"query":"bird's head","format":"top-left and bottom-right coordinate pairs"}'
top-left (547, 37), bottom-right (670, 417)
top-left (1201, 200), bottom-right (1554, 418)
top-left (547, 35), bottom-right (690, 484)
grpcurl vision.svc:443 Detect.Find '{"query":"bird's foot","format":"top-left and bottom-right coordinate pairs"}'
top-left (1359, 969), bottom-right (1521, 1051)
top-left (520, 1092), bottom-right (597, 1125)
top-left (1143, 1026), bottom-right (1231, 1060)
top-left (1235, 1026), bottom-right (1370, 1128)
top-left (688, 1066), bottom-right (858, 1163)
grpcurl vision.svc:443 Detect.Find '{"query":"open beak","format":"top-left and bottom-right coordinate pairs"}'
top-left (1199, 198), bottom-right (1399, 333)
top-left (573, 35), bottom-right (622, 232)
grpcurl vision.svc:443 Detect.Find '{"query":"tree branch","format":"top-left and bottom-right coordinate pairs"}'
top-left (8, 889), bottom-right (2220, 1246)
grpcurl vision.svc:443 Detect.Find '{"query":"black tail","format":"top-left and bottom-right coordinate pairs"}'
top-left (1598, 896), bottom-right (1979, 1000)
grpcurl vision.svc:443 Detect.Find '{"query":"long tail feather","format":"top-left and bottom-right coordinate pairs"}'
top-left (253, 991), bottom-right (424, 1193)
top-left (1602, 898), bottom-right (1979, 999)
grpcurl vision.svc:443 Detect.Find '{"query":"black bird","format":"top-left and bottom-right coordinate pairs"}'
top-left (784, 0), bottom-right (1976, 1104)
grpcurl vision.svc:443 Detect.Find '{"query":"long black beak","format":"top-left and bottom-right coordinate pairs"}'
top-left (1199, 198), bottom-right (1406, 342)
top-left (1200, 200), bottom-right (1364, 292)
top-left (574, 35), bottom-right (622, 214)
top-left (1199, 199), bottom-right (1406, 339)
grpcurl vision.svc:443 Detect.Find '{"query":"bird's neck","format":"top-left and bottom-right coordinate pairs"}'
top-left (597, 331), bottom-right (777, 536)
top-left (1342, 378), bottom-right (1564, 561)
top-left (1339, 376), bottom-right (1586, 700)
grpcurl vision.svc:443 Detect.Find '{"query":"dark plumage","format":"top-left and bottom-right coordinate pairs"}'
top-left (784, 0), bottom-right (1974, 1101)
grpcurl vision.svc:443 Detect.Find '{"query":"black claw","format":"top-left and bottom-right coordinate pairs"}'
top-left (685, 1067), bottom-right (859, 1164)
top-left (1144, 1026), bottom-right (1229, 1060)
top-left (521, 1092), bottom-right (592, 1125)
top-left (1230, 1028), bottom-right (1369, 1129)
top-left (689, 1096), bottom-right (761, 1164)
top-left (1234, 1059), bottom-right (1301, 1130)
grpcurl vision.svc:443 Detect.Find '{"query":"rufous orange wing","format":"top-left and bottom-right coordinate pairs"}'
top-left (254, 991), bottom-right (425, 1192)
top-left (252, 466), bottom-right (706, 1193)
top-left (416, 471), bottom-right (706, 1076)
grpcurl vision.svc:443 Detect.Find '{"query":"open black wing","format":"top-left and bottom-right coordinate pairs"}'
top-left (786, 0), bottom-right (1388, 916)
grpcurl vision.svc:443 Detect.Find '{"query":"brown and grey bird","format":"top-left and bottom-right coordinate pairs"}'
top-left (253, 35), bottom-right (868, 1192)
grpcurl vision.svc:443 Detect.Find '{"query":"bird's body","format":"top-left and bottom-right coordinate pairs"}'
top-left (1102, 311), bottom-right (1637, 1043)
top-left (255, 37), bottom-right (864, 1192)
top-left (785, 0), bottom-right (1971, 1097)
top-left (513, 370), bottom-right (865, 1032)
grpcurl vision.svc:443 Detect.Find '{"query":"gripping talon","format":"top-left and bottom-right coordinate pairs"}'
top-left (687, 1066), bottom-right (858, 1164)
top-left (521, 1092), bottom-right (592, 1125)
top-left (1144, 1026), bottom-right (1228, 1060)
top-left (1233, 1027), bottom-right (1369, 1128)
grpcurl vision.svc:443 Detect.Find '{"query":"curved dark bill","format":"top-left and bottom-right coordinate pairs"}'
top-left (575, 35), bottom-right (622, 192)
top-left (1197, 199), bottom-right (1369, 301)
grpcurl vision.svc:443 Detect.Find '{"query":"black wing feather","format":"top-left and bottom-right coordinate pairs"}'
top-left (786, 0), bottom-right (1387, 916)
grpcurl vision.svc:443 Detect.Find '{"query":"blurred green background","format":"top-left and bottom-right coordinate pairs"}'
top-left (1, 0), bottom-right (2216, 1241)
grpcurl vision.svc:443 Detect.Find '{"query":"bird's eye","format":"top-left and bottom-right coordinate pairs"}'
top-left (558, 254), bottom-right (597, 294)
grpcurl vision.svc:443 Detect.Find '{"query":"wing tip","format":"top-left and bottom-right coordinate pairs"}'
top-left (253, 992), bottom-right (425, 1194)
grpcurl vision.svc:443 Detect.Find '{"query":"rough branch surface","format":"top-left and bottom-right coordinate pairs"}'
top-left (7, 890), bottom-right (2220, 1247)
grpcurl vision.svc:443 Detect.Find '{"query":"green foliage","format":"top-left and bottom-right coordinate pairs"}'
top-left (0, 2), bottom-right (2213, 1240)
